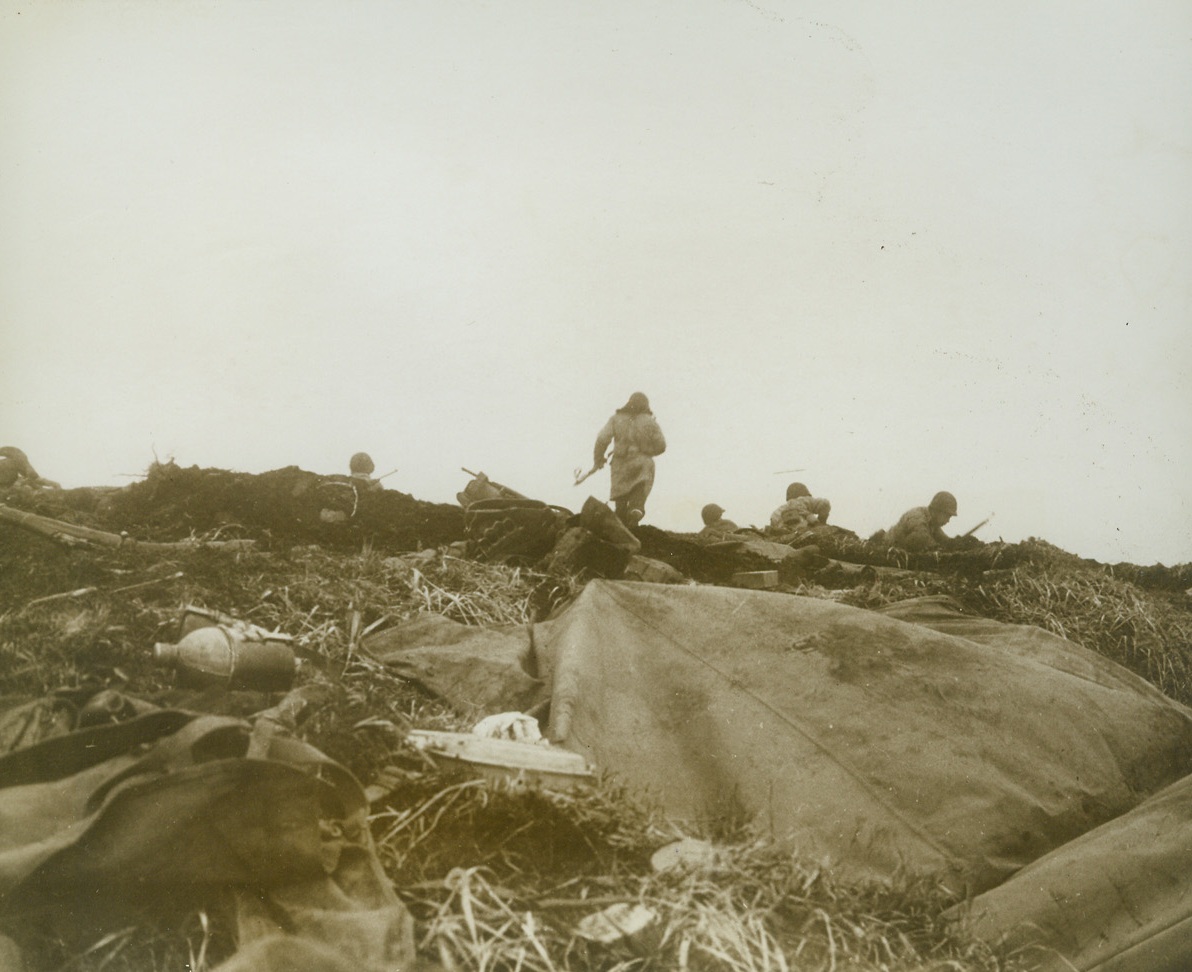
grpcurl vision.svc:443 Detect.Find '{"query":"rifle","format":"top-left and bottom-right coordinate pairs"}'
top-left (961, 515), bottom-right (993, 539)
top-left (573, 454), bottom-right (609, 486)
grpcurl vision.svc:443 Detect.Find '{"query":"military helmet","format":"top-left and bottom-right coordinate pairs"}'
top-left (786, 482), bottom-right (810, 501)
top-left (621, 391), bottom-right (651, 414)
top-left (701, 503), bottom-right (725, 525)
top-left (929, 491), bottom-right (958, 516)
top-left (349, 452), bottom-right (376, 475)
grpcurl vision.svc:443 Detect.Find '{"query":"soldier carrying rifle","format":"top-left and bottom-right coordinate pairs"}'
top-left (590, 392), bottom-right (666, 527)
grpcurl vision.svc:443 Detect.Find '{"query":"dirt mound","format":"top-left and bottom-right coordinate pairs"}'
top-left (635, 527), bottom-right (783, 583)
top-left (8, 462), bottom-right (465, 553)
top-left (1106, 560), bottom-right (1192, 592)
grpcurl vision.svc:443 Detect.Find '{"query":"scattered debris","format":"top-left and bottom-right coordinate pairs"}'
top-left (731, 570), bottom-right (779, 589)
top-left (407, 729), bottom-right (594, 791)
top-left (471, 711), bottom-right (546, 744)
top-left (20, 571), bottom-right (184, 613)
top-left (650, 837), bottom-right (722, 873)
top-left (0, 503), bottom-right (257, 553)
top-left (623, 555), bottom-right (687, 584)
top-left (574, 901), bottom-right (658, 945)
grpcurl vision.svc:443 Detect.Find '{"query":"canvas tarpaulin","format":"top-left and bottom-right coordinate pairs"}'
top-left (876, 594), bottom-right (1166, 687)
top-left (0, 703), bottom-right (415, 972)
top-left (533, 581), bottom-right (1192, 894)
top-left (953, 771), bottom-right (1192, 972)
top-left (365, 611), bottom-right (545, 718)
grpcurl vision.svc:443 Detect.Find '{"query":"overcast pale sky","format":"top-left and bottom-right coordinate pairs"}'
top-left (2, 1), bottom-right (1189, 565)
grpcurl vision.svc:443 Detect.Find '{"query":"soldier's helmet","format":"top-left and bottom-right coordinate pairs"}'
top-left (701, 503), bottom-right (725, 525)
top-left (621, 392), bottom-right (651, 413)
top-left (786, 482), bottom-right (810, 501)
top-left (349, 452), bottom-right (376, 475)
top-left (929, 491), bottom-right (958, 516)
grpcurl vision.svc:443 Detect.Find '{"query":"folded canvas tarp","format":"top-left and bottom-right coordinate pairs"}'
top-left (365, 612), bottom-right (544, 718)
top-left (0, 705), bottom-right (415, 972)
top-left (953, 771), bottom-right (1192, 972)
top-left (877, 594), bottom-right (1164, 687)
top-left (532, 582), bottom-right (1192, 894)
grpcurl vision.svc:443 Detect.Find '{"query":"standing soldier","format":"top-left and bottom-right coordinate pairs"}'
top-left (592, 392), bottom-right (666, 526)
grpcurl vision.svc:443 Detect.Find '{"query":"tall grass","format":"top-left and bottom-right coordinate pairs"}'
top-left (830, 540), bottom-right (1192, 707)
top-left (968, 565), bottom-right (1192, 705)
top-left (387, 789), bottom-right (1012, 972)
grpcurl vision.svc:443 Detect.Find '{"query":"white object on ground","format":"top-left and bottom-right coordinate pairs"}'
top-left (650, 837), bottom-right (721, 873)
top-left (575, 903), bottom-right (657, 945)
top-left (471, 711), bottom-right (544, 744)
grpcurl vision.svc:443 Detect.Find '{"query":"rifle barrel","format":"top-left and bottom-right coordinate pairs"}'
top-left (962, 516), bottom-right (992, 538)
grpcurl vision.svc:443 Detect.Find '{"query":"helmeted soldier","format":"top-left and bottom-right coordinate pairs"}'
top-left (0, 447), bottom-right (60, 490)
top-left (347, 452), bottom-right (383, 490)
top-left (699, 503), bottom-right (740, 539)
top-left (349, 452), bottom-right (375, 477)
top-left (885, 491), bottom-right (958, 552)
top-left (769, 482), bottom-right (831, 535)
top-left (592, 392), bottom-right (666, 526)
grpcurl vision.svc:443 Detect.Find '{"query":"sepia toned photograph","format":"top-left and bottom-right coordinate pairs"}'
top-left (2, 2), bottom-right (1189, 970)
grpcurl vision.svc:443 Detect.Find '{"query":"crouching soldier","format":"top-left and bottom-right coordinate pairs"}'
top-left (769, 482), bottom-right (831, 539)
top-left (0, 447), bottom-right (60, 490)
top-left (698, 503), bottom-right (740, 539)
top-left (348, 452), bottom-right (383, 490)
top-left (884, 491), bottom-right (958, 552)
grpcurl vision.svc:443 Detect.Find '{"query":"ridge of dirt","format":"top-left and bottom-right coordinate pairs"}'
top-left (6, 465), bottom-right (1191, 592)
top-left (6, 462), bottom-right (465, 553)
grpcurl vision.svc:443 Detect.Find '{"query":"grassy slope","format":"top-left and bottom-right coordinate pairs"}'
top-left (2, 499), bottom-right (1189, 971)
top-left (828, 539), bottom-right (1192, 708)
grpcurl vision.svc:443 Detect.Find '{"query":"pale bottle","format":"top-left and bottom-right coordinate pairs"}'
top-left (153, 625), bottom-right (297, 691)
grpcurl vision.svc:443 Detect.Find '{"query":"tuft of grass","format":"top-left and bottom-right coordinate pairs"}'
top-left (373, 767), bottom-right (668, 892)
top-left (401, 810), bottom-right (1018, 972)
top-left (368, 759), bottom-right (1018, 971)
top-left (7, 907), bottom-right (236, 972)
top-left (965, 564), bottom-right (1192, 705)
top-left (827, 540), bottom-right (1192, 707)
